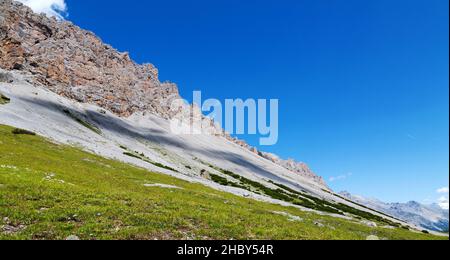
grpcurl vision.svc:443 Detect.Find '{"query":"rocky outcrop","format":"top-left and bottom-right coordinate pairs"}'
top-left (259, 152), bottom-right (328, 187)
top-left (0, 0), bottom-right (179, 117)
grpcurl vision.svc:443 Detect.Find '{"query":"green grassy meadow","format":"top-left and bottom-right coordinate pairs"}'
top-left (0, 125), bottom-right (445, 240)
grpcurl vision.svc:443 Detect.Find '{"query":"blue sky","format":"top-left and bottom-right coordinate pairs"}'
top-left (33, 0), bottom-right (449, 204)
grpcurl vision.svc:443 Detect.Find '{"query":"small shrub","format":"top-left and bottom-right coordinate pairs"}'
top-left (422, 230), bottom-right (430, 234)
top-left (151, 162), bottom-right (178, 172)
top-left (0, 93), bottom-right (10, 105)
top-left (209, 174), bottom-right (248, 190)
top-left (123, 152), bottom-right (142, 159)
top-left (12, 128), bottom-right (36, 135)
top-left (210, 174), bottom-right (231, 186)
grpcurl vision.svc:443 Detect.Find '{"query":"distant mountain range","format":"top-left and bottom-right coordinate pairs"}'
top-left (339, 191), bottom-right (449, 232)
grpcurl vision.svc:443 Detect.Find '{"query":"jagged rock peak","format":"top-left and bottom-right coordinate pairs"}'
top-left (259, 151), bottom-right (328, 187)
top-left (0, 0), bottom-right (179, 117)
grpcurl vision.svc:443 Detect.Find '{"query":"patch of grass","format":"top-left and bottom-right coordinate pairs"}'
top-left (209, 174), bottom-right (248, 190)
top-left (0, 93), bottom-right (10, 105)
top-left (123, 152), bottom-right (142, 159)
top-left (151, 162), bottom-right (178, 172)
top-left (123, 150), bottom-right (178, 172)
top-left (11, 128), bottom-right (36, 136)
top-left (62, 109), bottom-right (101, 135)
top-left (0, 124), bottom-right (445, 240)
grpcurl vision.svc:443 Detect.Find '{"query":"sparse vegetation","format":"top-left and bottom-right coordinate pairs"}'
top-left (205, 163), bottom-right (342, 214)
top-left (209, 174), bottom-right (248, 190)
top-left (62, 109), bottom-right (101, 135)
top-left (0, 92), bottom-right (10, 105)
top-left (210, 174), bottom-right (234, 186)
top-left (123, 150), bottom-right (178, 172)
top-left (198, 160), bottom-right (405, 227)
top-left (0, 124), bottom-right (445, 240)
top-left (123, 151), bottom-right (142, 159)
top-left (11, 128), bottom-right (36, 136)
top-left (151, 162), bottom-right (178, 172)
top-left (270, 180), bottom-right (403, 227)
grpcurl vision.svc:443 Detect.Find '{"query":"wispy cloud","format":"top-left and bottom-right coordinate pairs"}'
top-left (438, 196), bottom-right (449, 210)
top-left (329, 172), bottom-right (353, 182)
top-left (435, 187), bottom-right (449, 210)
top-left (17, 0), bottom-right (68, 20)
top-left (437, 187), bottom-right (449, 194)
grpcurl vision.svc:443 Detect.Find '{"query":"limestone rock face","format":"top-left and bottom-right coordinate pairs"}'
top-left (0, 0), bottom-right (179, 117)
top-left (259, 152), bottom-right (328, 188)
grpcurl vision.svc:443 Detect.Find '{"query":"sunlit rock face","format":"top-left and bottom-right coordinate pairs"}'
top-left (0, 0), bottom-right (180, 118)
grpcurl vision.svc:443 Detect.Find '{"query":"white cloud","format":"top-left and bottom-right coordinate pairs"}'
top-left (17, 0), bottom-right (68, 19)
top-left (432, 187), bottom-right (450, 209)
top-left (438, 196), bottom-right (449, 210)
top-left (329, 172), bottom-right (353, 182)
top-left (437, 187), bottom-right (449, 194)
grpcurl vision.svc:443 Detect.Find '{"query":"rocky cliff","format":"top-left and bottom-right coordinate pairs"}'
top-left (0, 0), bottom-right (328, 188)
top-left (0, 0), bottom-right (179, 118)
